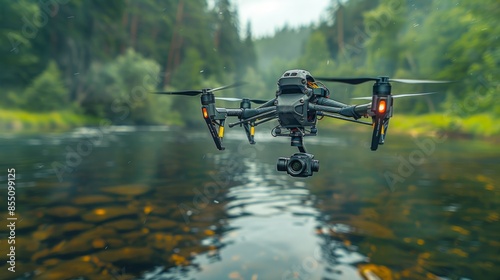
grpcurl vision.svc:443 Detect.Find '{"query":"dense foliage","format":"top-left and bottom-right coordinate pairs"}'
top-left (1, 0), bottom-right (498, 130)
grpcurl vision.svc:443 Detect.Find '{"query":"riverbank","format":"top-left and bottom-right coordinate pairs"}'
top-left (0, 110), bottom-right (100, 133)
top-left (322, 113), bottom-right (500, 139)
top-left (1, 110), bottom-right (498, 139)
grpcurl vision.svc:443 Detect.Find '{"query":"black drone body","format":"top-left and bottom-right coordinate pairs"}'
top-left (153, 69), bottom-right (447, 177)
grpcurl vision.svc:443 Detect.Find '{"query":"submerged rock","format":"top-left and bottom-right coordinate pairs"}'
top-left (103, 219), bottom-right (141, 232)
top-left (358, 264), bottom-right (393, 280)
top-left (33, 225), bottom-right (61, 241)
top-left (32, 222), bottom-right (94, 243)
top-left (144, 216), bottom-right (178, 230)
top-left (4, 214), bottom-right (39, 232)
top-left (45, 206), bottom-right (81, 218)
top-left (35, 259), bottom-right (98, 280)
top-left (95, 247), bottom-right (155, 264)
top-left (33, 227), bottom-right (118, 261)
top-left (60, 222), bottom-right (94, 233)
top-left (0, 262), bottom-right (37, 280)
top-left (18, 237), bottom-right (41, 256)
top-left (82, 206), bottom-right (138, 223)
top-left (73, 195), bottom-right (115, 205)
top-left (100, 184), bottom-right (152, 196)
top-left (148, 233), bottom-right (182, 251)
top-left (121, 230), bottom-right (148, 243)
top-left (345, 219), bottom-right (395, 239)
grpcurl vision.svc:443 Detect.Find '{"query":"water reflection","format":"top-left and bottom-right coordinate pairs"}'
top-left (0, 127), bottom-right (498, 279)
top-left (158, 154), bottom-right (327, 280)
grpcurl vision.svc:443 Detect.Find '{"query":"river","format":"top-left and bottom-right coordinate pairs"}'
top-left (0, 126), bottom-right (498, 280)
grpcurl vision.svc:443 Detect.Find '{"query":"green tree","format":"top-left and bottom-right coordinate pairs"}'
top-left (17, 61), bottom-right (69, 112)
top-left (320, 0), bottom-right (380, 65)
top-left (213, 0), bottom-right (243, 79)
top-left (298, 31), bottom-right (333, 75)
top-left (0, 0), bottom-right (42, 87)
top-left (363, 0), bottom-right (408, 76)
top-left (242, 21), bottom-right (257, 70)
top-left (82, 49), bottom-right (160, 124)
top-left (440, 0), bottom-right (500, 116)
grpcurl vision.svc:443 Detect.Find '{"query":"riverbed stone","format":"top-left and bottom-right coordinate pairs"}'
top-left (103, 219), bottom-right (141, 232)
top-left (73, 194), bottom-right (115, 205)
top-left (61, 222), bottom-right (94, 233)
top-left (100, 184), bottom-right (152, 196)
top-left (145, 216), bottom-right (178, 230)
top-left (33, 226), bottom-right (118, 261)
top-left (82, 206), bottom-right (138, 223)
top-left (45, 205), bottom-right (81, 218)
top-left (34, 259), bottom-right (98, 280)
top-left (95, 247), bottom-right (155, 264)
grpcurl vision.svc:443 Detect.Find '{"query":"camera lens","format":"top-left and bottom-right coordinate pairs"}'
top-left (287, 158), bottom-right (305, 175)
top-left (290, 160), bottom-right (302, 172)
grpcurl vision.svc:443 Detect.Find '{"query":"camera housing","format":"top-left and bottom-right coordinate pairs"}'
top-left (277, 153), bottom-right (319, 177)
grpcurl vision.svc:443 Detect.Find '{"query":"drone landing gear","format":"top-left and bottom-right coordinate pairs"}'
top-left (204, 117), bottom-right (225, 150)
top-left (242, 122), bottom-right (256, 145)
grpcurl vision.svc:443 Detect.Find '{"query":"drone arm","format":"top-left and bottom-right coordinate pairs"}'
top-left (309, 103), bottom-right (370, 119)
top-left (317, 112), bottom-right (372, 126)
top-left (241, 106), bottom-right (276, 119)
top-left (228, 107), bottom-right (276, 128)
top-left (353, 103), bottom-right (371, 117)
top-left (315, 97), bottom-right (349, 108)
top-left (219, 108), bottom-right (243, 117)
top-left (309, 103), bottom-right (340, 114)
top-left (217, 107), bottom-right (276, 119)
top-left (256, 99), bottom-right (276, 109)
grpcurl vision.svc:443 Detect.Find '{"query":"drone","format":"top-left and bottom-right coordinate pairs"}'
top-left (153, 69), bottom-right (448, 177)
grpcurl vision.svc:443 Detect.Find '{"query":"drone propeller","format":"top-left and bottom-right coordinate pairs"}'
top-left (152, 89), bottom-right (203, 96)
top-left (315, 77), bottom-right (378, 85)
top-left (210, 81), bottom-right (247, 92)
top-left (389, 79), bottom-right (450, 84)
top-left (152, 81), bottom-right (246, 96)
top-left (352, 92), bottom-right (438, 100)
top-left (215, 97), bottom-right (268, 104)
top-left (316, 76), bottom-right (450, 85)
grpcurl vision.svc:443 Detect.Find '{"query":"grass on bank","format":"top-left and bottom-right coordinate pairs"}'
top-left (390, 114), bottom-right (500, 137)
top-left (0, 109), bottom-right (100, 132)
top-left (323, 113), bottom-right (500, 137)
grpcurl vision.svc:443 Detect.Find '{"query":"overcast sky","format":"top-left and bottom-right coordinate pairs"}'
top-left (213, 0), bottom-right (333, 38)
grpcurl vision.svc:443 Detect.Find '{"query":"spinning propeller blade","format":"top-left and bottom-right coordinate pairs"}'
top-left (151, 81), bottom-right (246, 96)
top-left (315, 77), bottom-right (378, 85)
top-left (389, 78), bottom-right (451, 84)
top-left (151, 90), bottom-right (203, 96)
top-left (352, 92), bottom-right (438, 100)
top-left (316, 76), bottom-right (450, 85)
top-left (391, 92), bottom-right (438, 98)
top-left (215, 97), bottom-right (268, 104)
top-left (210, 81), bottom-right (247, 92)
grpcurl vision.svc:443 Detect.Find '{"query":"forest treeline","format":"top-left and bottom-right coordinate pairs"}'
top-left (1, 0), bottom-right (499, 132)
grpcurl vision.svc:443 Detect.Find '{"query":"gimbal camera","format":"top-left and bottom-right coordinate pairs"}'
top-left (277, 152), bottom-right (319, 177)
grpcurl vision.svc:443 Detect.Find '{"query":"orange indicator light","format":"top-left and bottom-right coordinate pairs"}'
top-left (378, 99), bottom-right (387, 114)
top-left (202, 107), bottom-right (209, 119)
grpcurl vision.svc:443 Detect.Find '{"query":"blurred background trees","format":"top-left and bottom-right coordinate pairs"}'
top-left (1, 0), bottom-right (498, 128)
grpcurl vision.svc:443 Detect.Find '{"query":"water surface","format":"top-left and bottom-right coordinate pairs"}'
top-left (0, 126), bottom-right (498, 280)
